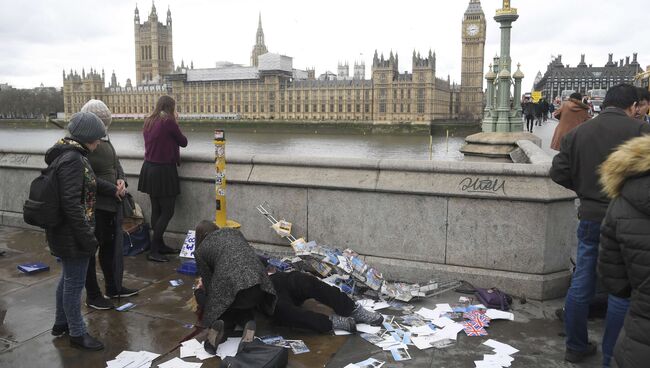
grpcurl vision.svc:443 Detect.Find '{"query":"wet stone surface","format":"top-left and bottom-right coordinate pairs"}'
top-left (0, 225), bottom-right (604, 367)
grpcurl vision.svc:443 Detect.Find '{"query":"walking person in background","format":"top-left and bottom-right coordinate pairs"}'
top-left (534, 100), bottom-right (544, 127)
top-left (80, 100), bottom-right (139, 310)
top-left (550, 83), bottom-right (650, 365)
top-left (138, 96), bottom-right (188, 262)
top-left (598, 134), bottom-right (650, 368)
top-left (47, 112), bottom-right (118, 350)
top-left (523, 98), bottom-right (535, 133)
top-left (549, 92), bottom-right (590, 151)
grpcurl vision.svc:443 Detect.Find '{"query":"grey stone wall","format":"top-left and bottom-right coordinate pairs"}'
top-left (0, 142), bottom-right (577, 300)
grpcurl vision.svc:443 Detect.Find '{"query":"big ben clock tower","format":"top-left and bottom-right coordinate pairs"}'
top-left (460, 0), bottom-right (486, 121)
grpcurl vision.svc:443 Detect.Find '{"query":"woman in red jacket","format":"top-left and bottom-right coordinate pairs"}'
top-left (138, 96), bottom-right (188, 262)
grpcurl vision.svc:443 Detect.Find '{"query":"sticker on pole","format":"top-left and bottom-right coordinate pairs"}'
top-left (179, 230), bottom-right (196, 258)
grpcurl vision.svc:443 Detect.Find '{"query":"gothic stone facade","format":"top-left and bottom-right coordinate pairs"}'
top-left (534, 53), bottom-right (642, 99)
top-left (63, 1), bottom-right (485, 123)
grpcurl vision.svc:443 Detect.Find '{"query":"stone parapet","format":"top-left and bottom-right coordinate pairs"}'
top-left (0, 147), bottom-right (577, 299)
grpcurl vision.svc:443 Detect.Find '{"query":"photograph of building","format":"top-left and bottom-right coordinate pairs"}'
top-left (63, 1), bottom-right (486, 123)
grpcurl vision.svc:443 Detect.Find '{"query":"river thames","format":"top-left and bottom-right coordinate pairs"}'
top-left (0, 122), bottom-right (480, 160)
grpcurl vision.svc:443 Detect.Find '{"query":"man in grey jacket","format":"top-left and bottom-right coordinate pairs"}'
top-left (550, 83), bottom-right (650, 365)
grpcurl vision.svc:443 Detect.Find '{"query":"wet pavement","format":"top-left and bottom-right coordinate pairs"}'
top-left (0, 225), bottom-right (604, 367)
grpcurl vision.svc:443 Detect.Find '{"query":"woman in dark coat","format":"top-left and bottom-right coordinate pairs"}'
top-left (598, 134), bottom-right (650, 368)
top-left (138, 95), bottom-right (187, 262)
top-left (47, 112), bottom-right (116, 350)
top-left (80, 100), bottom-right (138, 310)
top-left (194, 221), bottom-right (277, 353)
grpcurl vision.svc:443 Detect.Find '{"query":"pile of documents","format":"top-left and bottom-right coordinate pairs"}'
top-left (473, 339), bottom-right (519, 368)
top-left (259, 336), bottom-right (310, 354)
top-left (344, 357), bottom-right (386, 367)
top-left (354, 299), bottom-right (516, 356)
top-left (157, 358), bottom-right (202, 368)
top-left (256, 203), bottom-right (460, 300)
top-left (105, 350), bottom-right (160, 368)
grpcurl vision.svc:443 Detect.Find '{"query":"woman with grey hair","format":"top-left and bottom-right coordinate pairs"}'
top-left (80, 100), bottom-right (138, 310)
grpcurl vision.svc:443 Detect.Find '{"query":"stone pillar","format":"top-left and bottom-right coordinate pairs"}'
top-left (482, 65), bottom-right (497, 132)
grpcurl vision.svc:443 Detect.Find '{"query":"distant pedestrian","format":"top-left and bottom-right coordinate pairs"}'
top-left (80, 100), bottom-right (138, 310)
top-left (522, 98), bottom-right (535, 133)
top-left (549, 101), bottom-right (555, 117)
top-left (550, 83), bottom-right (650, 365)
top-left (534, 100), bottom-right (544, 126)
top-left (541, 99), bottom-right (550, 122)
top-left (47, 112), bottom-right (116, 350)
top-left (138, 95), bottom-right (188, 262)
top-left (598, 134), bottom-right (650, 368)
top-left (549, 92), bottom-right (590, 151)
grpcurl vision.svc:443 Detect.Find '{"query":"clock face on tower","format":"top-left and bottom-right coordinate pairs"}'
top-left (466, 24), bottom-right (479, 36)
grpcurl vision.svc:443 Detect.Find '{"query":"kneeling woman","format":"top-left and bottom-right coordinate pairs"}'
top-left (193, 220), bottom-right (277, 353)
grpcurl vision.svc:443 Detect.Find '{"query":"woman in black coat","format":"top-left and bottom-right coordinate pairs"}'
top-left (46, 112), bottom-right (117, 351)
top-left (598, 134), bottom-right (650, 368)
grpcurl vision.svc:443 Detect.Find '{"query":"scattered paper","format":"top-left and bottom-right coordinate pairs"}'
top-left (344, 357), bottom-right (385, 368)
top-left (372, 301), bottom-right (390, 311)
top-left (106, 350), bottom-right (160, 368)
top-left (216, 337), bottom-right (242, 359)
top-left (415, 307), bottom-right (439, 320)
top-left (483, 339), bottom-right (519, 355)
top-left (485, 309), bottom-right (514, 321)
top-left (409, 324), bottom-right (436, 336)
top-left (334, 329), bottom-right (352, 335)
top-left (158, 357), bottom-right (202, 368)
top-left (432, 316), bottom-right (456, 328)
top-left (357, 324), bottom-right (381, 334)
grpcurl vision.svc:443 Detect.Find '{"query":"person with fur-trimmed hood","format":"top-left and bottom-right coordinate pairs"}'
top-left (598, 134), bottom-right (650, 368)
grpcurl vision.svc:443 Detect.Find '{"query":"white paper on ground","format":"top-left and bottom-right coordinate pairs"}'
top-left (409, 324), bottom-right (436, 336)
top-left (437, 323), bottom-right (465, 340)
top-left (474, 360), bottom-right (503, 368)
top-left (411, 335), bottom-right (435, 350)
top-left (334, 329), bottom-right (353, 335)
top-left (483, 339), bottom-right (519, 355)
top-left (435, 303), bottom-right (453, 312)
top-left (485, 309), bottom-right (515, 321)
top-left (432, 316), bottom-right (456, 328)
top-left (216, 337), bottom-right (242, 359)
top-left (483, 353), bottom-right (514, 367)
top-left (107, 350), bottom-right (160, 368)
top-left (356, 324), bottom-right (381, 334)
top-left (372, 301), bottom-right (390, 310)
top-left (382, 342), bottom-right (407, 351)
top-left (415, 307), bottom-right (439, 320)
top-left (158, 357), bottom-right (203, 368)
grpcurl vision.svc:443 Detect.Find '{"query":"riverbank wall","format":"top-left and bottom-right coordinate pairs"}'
top-left (0, 143), bottom-right (576, 300)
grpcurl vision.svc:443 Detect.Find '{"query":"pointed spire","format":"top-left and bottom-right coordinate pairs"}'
top-left (150, 0), bottom-right (157, 18)
top-left (166, 5), bottom-right (172, 24)
top-left (255, 12), bottom-right (265, 47)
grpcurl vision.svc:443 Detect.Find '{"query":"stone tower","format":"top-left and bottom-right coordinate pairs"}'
top-left (338, 62), bottom-right (349, 79)
top-left (250, 13), bottom-right (268, 67)
top-left (134, 2), bottom-right (174, 85)
top-left (460, 0), bottom-right (486, 121)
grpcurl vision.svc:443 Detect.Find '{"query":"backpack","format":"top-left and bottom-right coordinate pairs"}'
top-left (222, 340), bottom-right (288, 368)
top-left (23, 155), bottom-right (65, 229)
top-left (475, 287), bottom-right (513, 311)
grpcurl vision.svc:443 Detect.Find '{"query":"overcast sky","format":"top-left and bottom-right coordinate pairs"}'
top-left (0, 0), bottom-right (646, 90)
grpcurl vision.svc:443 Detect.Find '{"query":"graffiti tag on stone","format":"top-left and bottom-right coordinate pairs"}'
top-left (0, 154), bottom-right (30, 165)
top-left (458, 177), bottom-right (506, 195)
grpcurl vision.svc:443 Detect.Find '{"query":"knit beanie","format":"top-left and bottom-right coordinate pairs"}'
top-left (67, 112), bottom-right (106, 143)
top-left (80, 99), bottom-right (112, 128)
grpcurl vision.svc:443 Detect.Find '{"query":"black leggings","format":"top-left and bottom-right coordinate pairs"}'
top-left (149, 195), bottom-right (176, 253)
top-left (270, 271), bottom-right (355, 333)
top-left (525, 115), bottom-right (534, 132)
top-left (86, 209), bottom-right (117, 298)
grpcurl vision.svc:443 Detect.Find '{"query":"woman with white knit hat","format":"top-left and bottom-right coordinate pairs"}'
top-left (79, 100), bottom-right (139, 310)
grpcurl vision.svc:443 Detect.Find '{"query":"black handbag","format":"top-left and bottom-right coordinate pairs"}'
top-left (222, 340), bottom-right (288, 368)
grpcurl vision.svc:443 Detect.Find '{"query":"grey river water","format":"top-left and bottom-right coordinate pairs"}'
top-left (0, 121), bottom-right (480, 161)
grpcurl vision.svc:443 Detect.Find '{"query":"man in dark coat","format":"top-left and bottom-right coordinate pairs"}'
top-left (599, 134), bottom-right (650, 368)
top-left (550, 83), bottom-right (650, 364)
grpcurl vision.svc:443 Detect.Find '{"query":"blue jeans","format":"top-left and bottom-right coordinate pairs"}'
top-left (602, 295), bottom-right (629, 367)
top-left (55, 257), bottom-right (90, 337)
top-left (564, 220), bottom-right (630, 365)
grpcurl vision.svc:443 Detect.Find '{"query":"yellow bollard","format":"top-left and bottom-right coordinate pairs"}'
top-left (214, 129), bottom-right (240, 229)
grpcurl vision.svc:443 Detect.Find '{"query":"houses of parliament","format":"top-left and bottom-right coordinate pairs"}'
top-left (63, 1), bottom-right (486, 123)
